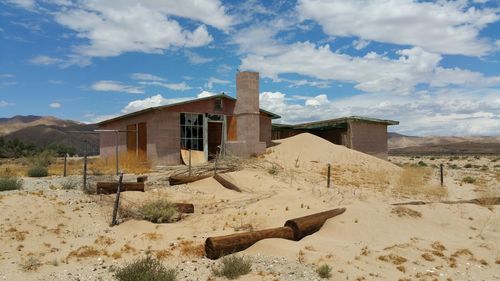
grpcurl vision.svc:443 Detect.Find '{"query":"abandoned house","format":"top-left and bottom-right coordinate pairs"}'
top-left (97, 71), bottom-right (398, 165)
top-left (271, 117), bottom-right (399, 159)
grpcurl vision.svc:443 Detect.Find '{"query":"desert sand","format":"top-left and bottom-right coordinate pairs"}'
top-left (0, 133), bottom-right (498, 280)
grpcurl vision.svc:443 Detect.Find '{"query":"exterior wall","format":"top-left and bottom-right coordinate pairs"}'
top-left (99, 110), bottom-right (181, 166)
top-left (348, 121), bottom-right (388, 159)
top-left (259, 113), bottom-right (272, 145)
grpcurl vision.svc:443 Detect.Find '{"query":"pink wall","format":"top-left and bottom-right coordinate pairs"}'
top-left (348, 121), bottom-right (388, 159)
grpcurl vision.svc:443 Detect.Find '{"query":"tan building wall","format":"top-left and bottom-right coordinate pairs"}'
top-left (347, 121), bottom-right (388, 159)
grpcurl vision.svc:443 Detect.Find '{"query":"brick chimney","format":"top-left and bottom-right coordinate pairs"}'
top-left (226, 71), bottom-right (266, 157)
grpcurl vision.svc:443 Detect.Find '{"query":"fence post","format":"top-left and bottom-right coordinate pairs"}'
top-left (83, 154), bottom-right (87, 191)
top-left (63, 154), bottom-right (68, 177)
top-left (440, 163), bottom-right (444, 187)
top-left (213, 148), bottom-right (219, 176)
top-left (188, 149), bottom-right (192, 177)
top-left (111, 172), bottom-right (124, 226)
top-left (327, 164), bottom-right (331, 188)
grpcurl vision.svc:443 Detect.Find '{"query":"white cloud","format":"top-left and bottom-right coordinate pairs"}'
top-left (298, 0), bottom-right (498, 56)
top-left (241, 42), bottom-right (500, 94)
top-left (4, 0), bottom-right (35, 10)
top-left (205, 77), bottom-right (230, 89)
top-left (91, 80), bottom-right (143, 94)
top-left (121, 94), bottom-right (191, 114)
top-left (130, 73), bottom-right (164, 81)
top-left (49, 102), bottom-right (61, 108)
top-left (0, 74), bottom-right (14, 78)
top-left (47, 0), bottom-right (232, 62)
top-left (352, 39), bottom-right (370, 50)
top-left (0, 100), bottom-right (14, 107)
top-left (259, 89), bottom-right (500, 136)
top-left (138, 81), bottom-right (192, 91)
top-left (29, 55), bottom-right (64, 65)
top-left (184, 50), bottom-right (214, 64)
top-left (198, 91), bottom-right (217, 98)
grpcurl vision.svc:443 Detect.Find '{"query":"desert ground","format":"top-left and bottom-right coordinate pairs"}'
top-left (0, 133), bottom-right (499, 281)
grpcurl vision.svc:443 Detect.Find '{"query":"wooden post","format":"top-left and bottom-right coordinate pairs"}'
top-left (63, 154), bottom-right (68, 177)
top-left (83, 154), bottom-right (87, 191)
top-left (111, 172), bottom-right (124, 226)
top-left (327, 164), bottom-right (331, 188)
top-left (440, 163), bottom-right (444, 187)
top-left (188, 149), bottom-right (192, 177)
top-left (115, 131), bottom-right (119, 175)
top-left (213, 148), bottom-right (219, 176)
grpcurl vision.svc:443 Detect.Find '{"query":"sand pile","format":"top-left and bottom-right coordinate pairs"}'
top-left (264, 133), bottom-right (401, 187)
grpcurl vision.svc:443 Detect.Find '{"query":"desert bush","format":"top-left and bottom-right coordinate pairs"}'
top-left (28, 150), bottom-right (56, 167)
top-left (61, 178), bottom-right (79, 190)
top-left (114, 256), bottom-right (177, 281)
top-left (27, 166), bottom-right (49, 177)
top-left (462, 176), bottom-right (476, 184)
top-left (464, 163), bottom-right (473, 168)
top-left (138, 199), bottom-right (180, 223)
top-left (316, 264), bottom-right (332, 279)
top-left (212, 255), bottom-right (252, 280)
top-left (417, 161), bottom-right (427, 167)
top-left (0, 175), bottom-right (22, 191)
top-left (19, 256), bottom-right (41, 271)
top-left (267, 164), bottom-right (278, 175)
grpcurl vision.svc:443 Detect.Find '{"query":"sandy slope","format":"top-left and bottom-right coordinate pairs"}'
top-left (0, 133), bottom-right (498, 280)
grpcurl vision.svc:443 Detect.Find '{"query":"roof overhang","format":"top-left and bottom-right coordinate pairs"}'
top-left (272, 116), bottom-right (399, 130)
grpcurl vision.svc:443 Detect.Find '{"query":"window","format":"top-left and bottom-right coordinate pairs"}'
top-left (180, 113), bottom-right (204, 151)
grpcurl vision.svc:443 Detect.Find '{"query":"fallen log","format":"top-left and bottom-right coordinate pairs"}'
top-left (284, 208), bottom-right (347, 241)
top-left (392, 197), bottom-right (500, 206)
top-left (213, 174), bottom-right (241, 192)
top-left (205, 226), bottom-right (294, 259)
top-left (96, 182), bottom-right (144, 194)
top-left (172, 203), bottom-right (194, 214)
top-left (168, 174), bottom-right (211, 186)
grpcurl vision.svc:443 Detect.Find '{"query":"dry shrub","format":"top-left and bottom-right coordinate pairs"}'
top-left (391, 206), bottom-right (422, 218)
top-left (67, 246), bottom-right (106, 260)
top-left (212, 255), bottom-right (252, 280)
top-left (19, 256), bottom-right (42, 271)
top-left (396, 265), bottom-right (406, 273)
top-left (431, 241), bottom-right (446, 252)
top-left (0, 175), bottom-right (22, 191)
top-left (91, 153), bottom-right (150, 175)
top-left (115, 256), bottom-right (177, 281)
top-left (154, 249), bottom-right (172, 260)
top-left (421, 253), bottom-right (435, 262)
top-left (143, 232), bottom-right (163, 241)
top-left (378, 254), bottom-right (407, 265)
top-left (393, 167), bottom-right (447, 199)
top-left (179, 240), bottom-right (205, 257)
top-left (138, 199), bottom-right (180, 224)
top-left (316, 264), bottom-right (332, 279)
top-left (7, 227), bottom-right (28, 241)
top-left (94, 235), bottom-right (115, 246)
top-left (451, 248), bottom-right (474, 259)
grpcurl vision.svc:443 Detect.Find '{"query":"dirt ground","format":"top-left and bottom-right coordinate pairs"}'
top-left (0, 134), bottom-right (498, 281)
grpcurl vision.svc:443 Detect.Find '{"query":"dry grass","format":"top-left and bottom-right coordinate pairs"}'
top-left (378, 254), bottom-right (407, 265)
top-left (142, 232), bottom-right (163, 241)
top-left (393, 167), bottom-right (447, 199)
top-left (94, 235), bottom-right (115, 246)
top-left (421, 253), bottom-right (435, 261)
top-left (179, 240), bottom-right (205, 257)
top-left (66, 245), bottom-right (107, 260)
top-left (391, 206), bottom-right (422, 218)
top-left (91, 153), bottom-right (150, 174)
top-left (19, 256), bottom-right (42, 271)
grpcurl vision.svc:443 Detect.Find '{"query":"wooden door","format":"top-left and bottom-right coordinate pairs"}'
top-left (137, 122), bottom-right (147, 160)
top-left (126, 124), bottom-right (137, 155)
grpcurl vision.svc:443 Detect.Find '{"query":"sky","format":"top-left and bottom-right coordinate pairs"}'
top-left (0, 0), bottom-right (499, 136)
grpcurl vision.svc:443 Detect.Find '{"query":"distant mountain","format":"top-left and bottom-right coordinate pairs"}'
top-left (0, 115), bottom-right (99, 155)
top-left (388, 132), bottom-right (500, 155)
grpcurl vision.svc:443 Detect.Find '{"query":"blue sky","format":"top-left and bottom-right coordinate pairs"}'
top-left (0, 0), bottom-right (499, 136)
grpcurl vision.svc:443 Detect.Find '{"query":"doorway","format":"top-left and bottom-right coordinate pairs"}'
top-left (207, 122), bottom-right (222, 159)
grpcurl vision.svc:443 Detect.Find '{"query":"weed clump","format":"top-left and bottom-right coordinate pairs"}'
top-left (20, 256), bottom-right (41, 271)
top-left (462, 176), bottom-right (476, 184)
top-left (0, 175), bottom-right (22, 191)
top-left (316, 264), bottom-right (332, 279)
top-left (61, 178), bottom-right (79, 190)
top-left (114, 256), bottom-right (177, 281)
top-left (27, 166), bottom-right (49, 177)
top-left (212, 255), bottom-right (252, 280)
top-left (391, 206), bottom-right (422, 218)
top-left (138, 199), bottom-right (180, 223)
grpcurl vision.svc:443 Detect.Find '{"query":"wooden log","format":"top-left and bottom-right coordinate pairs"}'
top-left (96, 182), bottom-right (145, 194)
top-left (284, 208), bottom-right (346, 241)
top-left (205, 226), bottom-right (294, 259)
top-left (168, 174), bottom-right (211, 186)
top-left (392, 197), bottom-right (500, 206)
top-left (173, 203), bottom-right (194, 214)
top-left (213, 174), bottom-right (241, 192)
top-left (137, 176), bottom-right (148, 183)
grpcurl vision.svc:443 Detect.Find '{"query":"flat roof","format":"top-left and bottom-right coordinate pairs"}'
top-left (273, 116), bottom-right (399, 130)
top-left (97, 94), bottom-right (281, 125)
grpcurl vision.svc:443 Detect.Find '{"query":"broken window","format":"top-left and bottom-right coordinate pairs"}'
top-left (180, 113), bottom-right (204, 151)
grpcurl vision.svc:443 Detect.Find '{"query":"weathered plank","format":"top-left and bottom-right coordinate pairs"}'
top-left (213, 174), bottom-right (241, 192)
top-left (96, 182), bottom-right (144, 194)
top-left (168, 175), bottom-right (211, 186)
top-left (173, 203), bottom-right (194, 214)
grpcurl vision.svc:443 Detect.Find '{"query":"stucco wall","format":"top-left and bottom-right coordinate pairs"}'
top-left (348, 121), bottom-right (388, 159)
top-left (99, 110), bottom-right (181, 166)
top-left (259, 114), bottom-right (272, 145)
